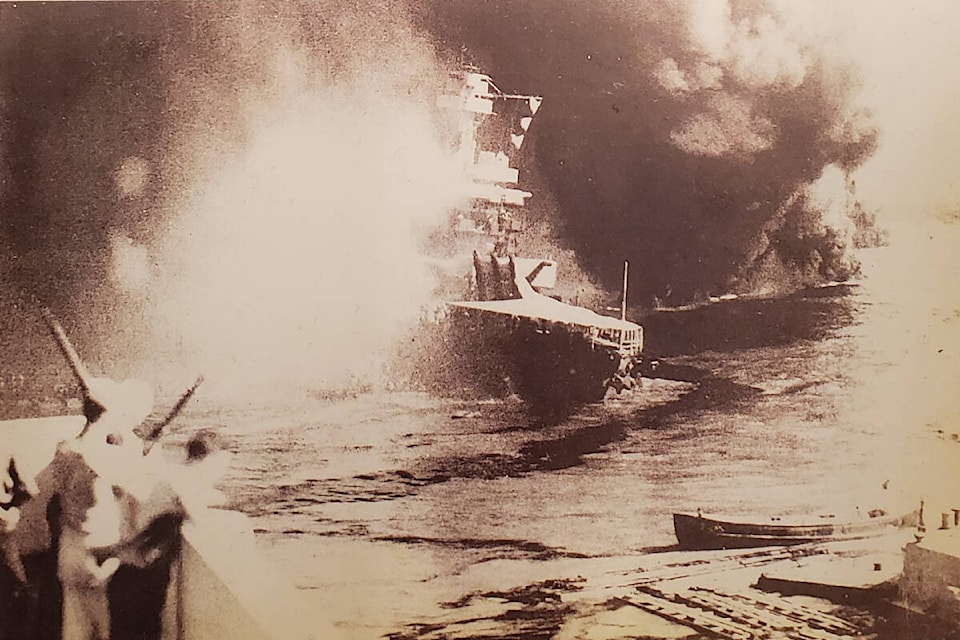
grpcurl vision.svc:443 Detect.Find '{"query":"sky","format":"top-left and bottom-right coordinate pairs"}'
top-left (822, 0), bottom-right (960, 221)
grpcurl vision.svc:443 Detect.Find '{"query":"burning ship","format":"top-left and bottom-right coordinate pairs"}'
top-left (436, 70), bottom-right (643, 413)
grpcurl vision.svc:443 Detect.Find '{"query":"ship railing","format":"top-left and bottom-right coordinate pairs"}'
top-left (589, 327), bottom-right (643, 357)
top-left (617, 342), bottom-right (643, 358)
top-left (590, 335), bottom-right (622, 350)
top-left (591, 333), bottom-right (636, 351)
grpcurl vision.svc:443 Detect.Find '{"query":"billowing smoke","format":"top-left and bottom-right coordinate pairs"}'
top-left (737, 164), bottom-right (860, 295)
top-left (0, 1), bottom-right (893, 397)
top-left (145, 4), bottom-right (472, 398)
top-left (153, 92), bottom-right (467, 397)
top-left (418, 0), bottom-right (881, 304)
top-left (0, 2), bottom-right (469, 396)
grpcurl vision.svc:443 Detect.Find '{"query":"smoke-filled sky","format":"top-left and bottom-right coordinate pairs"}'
top-left (0, 1), bottom-right (957, 393)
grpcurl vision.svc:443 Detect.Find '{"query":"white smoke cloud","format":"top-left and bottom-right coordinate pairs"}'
top-left (661, 1), bottom-right (812, 160)
top-left (130, 2), bottom-right (473, 399)
top-left (654, 58), bottom-right (691, 94)
top-left (655, 58), bottom-right (723, 95)
top-left (685, 0), bottom-right (807, 90)
top-left (687, 0), bottom-right (732, 61)
top-left (153, 79), bottom-right (468, 398)
top-left (670, 92), bottom-right (777, 158)
top-left (693, 61), bottom-right (724, 90)
top-left (725, 14), bottom-right (806, 90)
top-left (755, 0), bottom-right (960, 221)
top-left (657, 1), bottom-right (865, 168)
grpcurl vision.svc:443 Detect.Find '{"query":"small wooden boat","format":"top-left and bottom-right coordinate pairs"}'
top-left (673, 510), bottom-right (904, 550)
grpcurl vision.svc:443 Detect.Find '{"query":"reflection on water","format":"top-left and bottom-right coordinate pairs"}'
top-left (188, 223), bottom-right (960, 637)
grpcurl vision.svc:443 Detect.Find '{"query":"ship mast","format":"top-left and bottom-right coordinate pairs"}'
top-left (620, 261), bottom-right (629, 323)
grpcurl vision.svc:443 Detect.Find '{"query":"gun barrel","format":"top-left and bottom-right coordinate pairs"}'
top-left (140, 375), bottom-right (204, 455)
top-left (40, 308), bottom-right (105, 426)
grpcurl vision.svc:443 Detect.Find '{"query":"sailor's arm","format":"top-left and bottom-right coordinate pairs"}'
top-left (1, 455), bottom-right (37, 529)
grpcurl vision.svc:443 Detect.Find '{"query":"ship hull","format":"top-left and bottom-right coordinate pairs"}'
top-left (505, 318), bottom-right (621, 409)
top-left (451, 308), bottom-right (630, 415)
top-left (673, 512), bottom-right (903, 551)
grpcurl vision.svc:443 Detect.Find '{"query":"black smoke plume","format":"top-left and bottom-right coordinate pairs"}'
top-left (417, 0), bottom-right (881, 305)
top-left (0, 1), bottom-right (883, 398)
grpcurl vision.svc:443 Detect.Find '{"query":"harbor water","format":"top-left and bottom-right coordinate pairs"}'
top-left (179, 221), bottom-right (960, 638)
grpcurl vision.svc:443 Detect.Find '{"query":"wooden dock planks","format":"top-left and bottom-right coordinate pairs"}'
top-left (622, 585), bottom-right (864, 640)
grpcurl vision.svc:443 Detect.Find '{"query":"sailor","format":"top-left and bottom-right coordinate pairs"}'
top-left (53, 445), bottom-right (124, 640)
top-left (2, 313), bottom-right (208, 639)
top-left (9, 377), bottom-right (186, 640)
top-left (1, 453), bottom-right (34, 583)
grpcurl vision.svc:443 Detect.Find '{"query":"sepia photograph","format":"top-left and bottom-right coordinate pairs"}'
top-left (1, 1), bottom-right (958, 638)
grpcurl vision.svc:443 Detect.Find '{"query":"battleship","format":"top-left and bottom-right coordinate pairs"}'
top-left (433, 69), bottom-right (644, 413)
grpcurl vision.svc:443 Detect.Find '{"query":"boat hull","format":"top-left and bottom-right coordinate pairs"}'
top-left (673, 512), bottom-right (902, 550)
